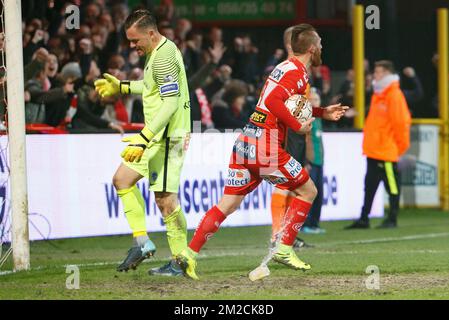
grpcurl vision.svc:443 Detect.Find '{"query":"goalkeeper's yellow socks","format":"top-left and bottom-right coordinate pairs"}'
top-left (117, 185), bottom-right (148, 246)
top-left (163, 205), bottom-right (187, 257)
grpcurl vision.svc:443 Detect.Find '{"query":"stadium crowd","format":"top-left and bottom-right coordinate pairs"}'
top-left (0, 0), bottom-right (433, 133)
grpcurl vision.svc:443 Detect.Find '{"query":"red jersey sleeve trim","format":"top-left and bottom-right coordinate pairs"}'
top-left (312, 107), bottom-right (324, 118)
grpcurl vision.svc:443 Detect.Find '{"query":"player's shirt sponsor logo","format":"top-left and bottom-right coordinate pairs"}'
top-left (243, 124), bottom-right (263, 138)
top-left (250, 110), bottom-right (267, 124)
top-left (284, 157), bottom-right (303, 178)
top-left (225, 168), bottom-right (251, 187)
top-left (160, 82), bottom-right (179, 96)
top-left (269, 68), bottom-right (285, 82)
top-left (233, 141), bottom-right (256, 160)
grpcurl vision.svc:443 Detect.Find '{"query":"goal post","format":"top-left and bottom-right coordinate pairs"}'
top-left (4, 0), bottom-right (30, 271)
top-left (437, 8), bottom-right (449, 211)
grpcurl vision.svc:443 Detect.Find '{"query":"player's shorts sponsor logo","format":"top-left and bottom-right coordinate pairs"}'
top-left (160, 82), bottom-right (179, 95)
top-left (250, 110), bottom-right (267, 124)
top-left (243, 124), bottom-right (263, 138)
top-left (269, 68), bottom-right (285, 82)
top-left (261, 175), bottom-right (289, 185)
top-left (233, 141), bottom-right (256, 160)
top-left (292, 223), bottom-right (303, 232)
top-left (226, 168), bottom-right (251, 187)
top-left (284, 157), bottom-right (302, 178)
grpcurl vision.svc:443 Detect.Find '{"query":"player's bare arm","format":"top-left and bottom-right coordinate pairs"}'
top-left (322, 103), bottom-right (350, 121)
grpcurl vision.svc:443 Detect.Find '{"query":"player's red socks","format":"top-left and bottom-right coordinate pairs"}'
top-left (280, 197), bottom-right (312, 246)
top-left (189, 206), bottom-right (226, 253)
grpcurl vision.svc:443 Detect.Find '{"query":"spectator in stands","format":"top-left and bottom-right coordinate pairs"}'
top-left (345, 60), bottom-right (411, 229)
top-left (331, 59), bottom-right (372, 128)
top-left (183, 30), bottom-right (203, 76)
top-left (175, 18), bottom-right (192, 46)
top-left (310, 65), bottom-right (332, 105)
top-left (25, 55), bottom-right (74, 124)
top-left (265, 48), bottom-right (285, 70)
top-left (44, 61), bottom-right (81, 127)
top-left (74, 83), bottom-right (124, 133)
top-left (400, 66), bottom-right (424, 117)
top-left (212, 79), bottom-right (248, 130)
top-left (430, 53), bottom-right (440, 117)
top-left (83, 2), bottom-right (102, 26)
top-left (204, 26), bottom-right (223, 50)
top-left (23, 22), bottom-right (46, 65)
top-left (189, 42), bottom-right (227, 130)
top-left (227, 35), bottom-right (260, 87)
top-left (155, 0), bottom-right (176, 25)
top-left (24, 48), bottom-right (50, 82)
top-left (204, 64), bottom-right (232, 101)
top-left (159, 21), bottom-right (176, 41)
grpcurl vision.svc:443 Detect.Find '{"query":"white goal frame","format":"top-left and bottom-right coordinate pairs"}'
top-left (4, 0), bottom-right (30, 271)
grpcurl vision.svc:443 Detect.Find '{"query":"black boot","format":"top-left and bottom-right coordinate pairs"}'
top-left (344, 218), bottom-right (370, 230)
top-left (376, 218), bottom-right (397, 229)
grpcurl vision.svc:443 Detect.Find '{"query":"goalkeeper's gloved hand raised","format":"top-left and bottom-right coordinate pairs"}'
top-left (121, 127), bottom-right (155, 163)
top-left (94, 73), bottom-right (130, 98)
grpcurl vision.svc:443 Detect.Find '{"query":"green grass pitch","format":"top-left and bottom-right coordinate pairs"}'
top-left (1, 208), bottom-right (449, 300)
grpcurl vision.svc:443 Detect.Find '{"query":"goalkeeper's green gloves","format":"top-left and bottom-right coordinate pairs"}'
top-left (121, 127), bottom-right (155, 163)
top-left (94, 73), bottom-right (131, 98)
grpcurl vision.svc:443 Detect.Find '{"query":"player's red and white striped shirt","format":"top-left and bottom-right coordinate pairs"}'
top-left (249, 57), bottom-right (323, 143)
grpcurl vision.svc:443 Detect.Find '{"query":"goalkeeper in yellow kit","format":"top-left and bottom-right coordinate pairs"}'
top-left (94, 10), bottom-right (191, 276)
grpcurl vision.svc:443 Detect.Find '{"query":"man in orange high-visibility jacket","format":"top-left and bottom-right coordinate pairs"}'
top-left (346, 60), bottom-right (411, 229)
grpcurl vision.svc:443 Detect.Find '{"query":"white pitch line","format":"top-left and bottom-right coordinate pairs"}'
top-left (1, 232), bottom-right (449, 276)
top-left (321, 232), bottom-right (449, 247)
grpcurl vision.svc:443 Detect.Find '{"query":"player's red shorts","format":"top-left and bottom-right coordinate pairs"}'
top-left (224, 124), bottom-right (310, 195)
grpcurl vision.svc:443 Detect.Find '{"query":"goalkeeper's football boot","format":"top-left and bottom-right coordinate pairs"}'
top-left (148, 259), bottom-right (183, 277)
top-left (175, 248), bottom-right (199, 280)
top-left (116, 239), bottom-right (156, 272)
top-left (273, 243), bottom-right (311, 271)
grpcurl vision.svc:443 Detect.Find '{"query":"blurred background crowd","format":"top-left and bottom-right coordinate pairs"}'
top-left (0, 0), bottom-right (445, 133)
